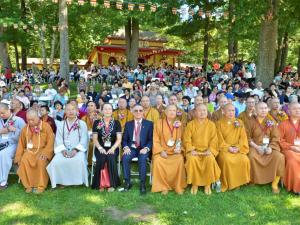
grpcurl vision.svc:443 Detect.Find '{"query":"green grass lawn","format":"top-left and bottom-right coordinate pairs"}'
top-left (1, 176), bottom-right (299, 225)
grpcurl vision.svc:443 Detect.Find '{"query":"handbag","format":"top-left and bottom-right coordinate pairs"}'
top-left (99, 163), bottom-right (111, 188)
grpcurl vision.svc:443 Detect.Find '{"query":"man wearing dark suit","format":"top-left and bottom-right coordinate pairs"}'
top-left (122, 104), bottom-right (153, 195)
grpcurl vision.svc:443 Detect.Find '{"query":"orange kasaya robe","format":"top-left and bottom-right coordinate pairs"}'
top-left (144, 107), bottom-right (160, 124)
top-left (151, 119), bottom-right (187, 193)
top-left (162, 108), bottom-right (188, 127)
top-left (14, 122), bottom-right (54, 189)
top-left (247, 117), bottom-right (285, 184)
top-left (238, 110), bottom-right (255, 133)
top-left (211, 108), bottom-right (223, 122)
top-left (183, 119), bottom-right (221, 186)
top-left (278, 119), bottom-right (300, 193)
top-left (216, 118), bottom-right (250, 192)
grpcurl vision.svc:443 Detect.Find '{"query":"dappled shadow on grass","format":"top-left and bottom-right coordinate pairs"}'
top-left (0, 176), bottom-right (300, 225)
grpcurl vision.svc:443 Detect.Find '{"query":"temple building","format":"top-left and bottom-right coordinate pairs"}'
top-left (87, 30), bottom-right (183, 66)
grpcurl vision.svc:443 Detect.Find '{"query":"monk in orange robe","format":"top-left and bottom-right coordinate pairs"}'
top-left (267, 98), bottom-right (288, 125)
top-left (141, 96), bottom-right (160, 123)
top-left (14, 109), bottom-right (54, 193)
top-left (248, 102), bottom-right (285, 194)
top-left (162, 95), bottom-right (188, 127)
top-left (113, 98), bottom-right (133, 131)
top-left (216, 104), bottom-right (250, 192)
top-left (187, 95), bottom-right (204, 121)
top-left (183, 104), bottom-right (221, 195)
top-left (152, 105), bottom-right (187, 195)
top-left (238, 96), bottom-right (256, 132)
top-left (278, 102), bottom-right (300, 194)
top-left (211, 96), bottom-right (228, 122)
top-left (81, 101), bottom-right (100, 165)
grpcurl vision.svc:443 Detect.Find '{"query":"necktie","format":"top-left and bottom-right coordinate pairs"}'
top-left (135, 121), bottom-right (141, 147)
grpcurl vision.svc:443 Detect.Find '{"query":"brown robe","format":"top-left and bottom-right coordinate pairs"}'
top-left (278, 120), bottom-right (300, 193)
top-left (151, 119), bottom-right (187, 193)
top-left (247, 117), bottom-right (285, 184)
top-left (14, 122), bottom-right (54, 189)
top-left (238, 110), bottom-right (254, 132)
top-left (211, 108), bottom-right (223, 122)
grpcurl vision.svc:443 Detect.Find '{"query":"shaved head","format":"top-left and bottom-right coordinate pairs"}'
top-left (289, 102), bottom-right (300, 119)
top-left (224, 103), bottom-right (235, 119)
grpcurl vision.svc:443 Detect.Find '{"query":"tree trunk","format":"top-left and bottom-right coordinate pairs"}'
top-left (228, 0), bottom-right (238, 62)
top-left (256, 0), bottom-right (278, 87)
top-left (274, 34), bottom-right (282, 73)
top-left (59, 0), bottom-right (70, 83)
top-left (297, 46), bottom-right (300, 74)
top-left (40, 27), bottom-right (47, 69)
top-left (125, 17), bottom-right (139, 68)
top-left (20, 0), bottom-right (27, 71)
top-left (279, 31), bottom-right (288, 72)
top-left (203, 16), bottom-right (210, 71)
top-left (13, 42), bottom-right (20, 71)
top-left (50, 32), bottom-right (57, 68)
top-left (0, 27), bottom-right (12, 70)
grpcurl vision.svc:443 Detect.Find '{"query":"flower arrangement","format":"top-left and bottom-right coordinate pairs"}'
top-left (265, 120), bottom-right (274, 128)
top-left (34, 127), bottom-right (40, 133)
top-left (173, 120), bottom-right (181, 128)
top-left (233, 120), bottom-right (241, 128)
top-left (73, 122), bottom-right (80, 130)
top-left (8, 120), bottom-right (15, 127)
top-left (176, 110), bottom-right (182, 116)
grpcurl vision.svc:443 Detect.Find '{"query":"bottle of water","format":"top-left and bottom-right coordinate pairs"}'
top-left (215, 180), bottom-right (221, 193)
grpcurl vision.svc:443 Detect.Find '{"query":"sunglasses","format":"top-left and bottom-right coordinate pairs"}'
top-left (134, 109), bottom-right (143, 113)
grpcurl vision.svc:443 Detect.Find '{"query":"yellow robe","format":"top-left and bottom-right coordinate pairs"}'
top-left (216, 118), bottom-right (250, 192)
top-left (152, 119), bottom-right (187, 193)
top-left (14, 122), bottom-right (54, 189)
top-left (183, 119), bottom-right (221, 186)
top-left (113, 109), bottom-right (133, 131)
top-left (162, 109), bottom-right (188, 127)
top-left (238, 110), bottom-right (254, 133)
top-left (144, 107), bottom-right (160, 123)
top-left (81, 113), bottom-right (100, 165)
top-left (211, 108), bottom-right (223, 122)
top-left (267, 110), bottom-right (288, 126)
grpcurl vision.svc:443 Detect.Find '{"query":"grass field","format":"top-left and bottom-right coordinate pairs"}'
top-left (1, 175), bottom-right (299, 225)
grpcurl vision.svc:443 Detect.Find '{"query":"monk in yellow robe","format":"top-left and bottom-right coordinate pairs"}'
top-left (267, 98), bottom-right (288, 125)
top-left (188, 95), bottom-right (204, 121)
top-left (113, 98), bottom-right (133, 131)
top-left (211, 96), bottom-right (228, 122)
top-left (238, 96), bottom-right (256, 132)
top-left (162, 95), bottom-right (188, 127)
top-left (152, 105), bottom-right (187, 195)
top-left (248, 102), bottom-right (285, 194)
top-left (141, 96), bottom-right (160, 123)
top-left (216, 104), bottom-right (250, 192)
top-left (278, 103), bottom-right (300, 194)
top-left (81, 101), bottom-right (100, 165)
top-left (14, 109), bottom-right (54, 193)
top-left (155, 95), bottom-right (166, 118)
top-left (183, 104), bottom-right (221, 195)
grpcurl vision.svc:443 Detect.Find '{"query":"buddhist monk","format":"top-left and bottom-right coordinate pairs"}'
top-left (248, 102), bottom-right (285, 193)
top-left (155, 95), bottom-right (166, 118)
top-left (238, 96), bottom-right (256, 132)
top-left (113, 98), bottom-right (133, 131)
top-left (183, 104), bottom-right (221, 195)
top-left (211, 96), bottom-right (228, 122)
top-left (278, 103), bottom-right (300, 194)
top-left (141, 96), bottom-right (160, 123)
top-left (14, 109), bottom-right (54, 193)
top-left (152, 105), bottom-right (187, 195)
top-left (81, 101), bottom-right (100, 165)
top-left (267, 98), bottom-right (288, 125)
top-left (216, 104), bottom-right (250, 192)
top-left (187, 95), bottom-right (203, 121)
top-left (163, 95), bottom-right (188, 127)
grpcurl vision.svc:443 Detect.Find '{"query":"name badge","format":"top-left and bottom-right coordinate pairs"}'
top-left (2, 134), bottom-right (9, 140)
top-left (294, 138), bottom-right (300, 146)
top-left (263, 137), bottom-right (270, 145)
top-left (27, 142), bottom-right (33, 149)
top-left (167, 138), bottom-right (175, 147)
top-left (104, 140), bottom-right (111, 147)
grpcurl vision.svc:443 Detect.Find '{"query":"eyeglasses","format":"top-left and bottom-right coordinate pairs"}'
top-left (134, 109), bottom-right (143, 113)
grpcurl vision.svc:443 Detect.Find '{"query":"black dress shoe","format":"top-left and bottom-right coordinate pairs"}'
top-left (123, 183), bottom-right (132, 192)
top-left (140, 184), bottom-right (146, 195)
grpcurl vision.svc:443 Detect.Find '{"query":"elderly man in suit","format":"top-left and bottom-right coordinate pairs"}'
top-left (122, 104), bottom-right (153, 195)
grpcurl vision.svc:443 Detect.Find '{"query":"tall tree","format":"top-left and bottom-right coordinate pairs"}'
top-left (256, 0), bottom-right (279, 87)
top-left (59, 0), bottom-right (70, 83)
top-left (125, 17), bottom-right (139, 68)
